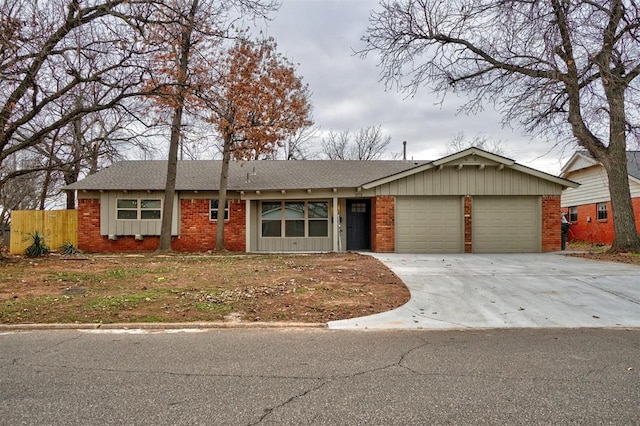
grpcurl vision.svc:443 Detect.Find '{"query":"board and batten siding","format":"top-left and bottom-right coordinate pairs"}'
top-left (562, 166), bottom-right (640, 207)
top-left (372, 166), bottom-right (562, 196)
top-left (100, 191), bottom-right (178, 236)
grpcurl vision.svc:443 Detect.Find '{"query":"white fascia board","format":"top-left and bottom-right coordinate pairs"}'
top-left (432, 147), bottom-right (515, 167)
top-left (510, 164), bottom-right (580, 188)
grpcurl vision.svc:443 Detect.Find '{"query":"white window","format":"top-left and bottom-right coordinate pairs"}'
top-left (117, 199), bottom-right (161, 220)
top-left (210, 200), bottom-right (229, 221)
top-left (569, 206), bottom-right (578, 222)
top-left (260, 201), bottom-right (329, 238)
top-left (597, 202), bottom-right (608, 221)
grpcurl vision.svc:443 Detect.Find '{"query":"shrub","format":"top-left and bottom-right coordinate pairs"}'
top-left (24, 231), bottom-right (50, 258)
top-left (60, 242), bottom-right (82, 255)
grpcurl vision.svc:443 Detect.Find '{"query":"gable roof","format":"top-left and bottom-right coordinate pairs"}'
top-left (63, 160), bottom-right (427, 192)
top-left (65, 147), bottom-right (577, 193)
top-left (561, 151), bottom-right (640, 181)
top-left (363, 147), bottom-right (578, 189)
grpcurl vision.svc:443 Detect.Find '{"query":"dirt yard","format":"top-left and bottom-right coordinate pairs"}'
top-left (0, 253), bottom-right (409, 325)
top-left (565, 242), bottom-right (640, 266)
top-left (1, 245), bottom-right (637, 326)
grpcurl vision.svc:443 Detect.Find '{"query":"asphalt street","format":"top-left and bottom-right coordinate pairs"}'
top-left (1, 328), bottom-right (639, 425)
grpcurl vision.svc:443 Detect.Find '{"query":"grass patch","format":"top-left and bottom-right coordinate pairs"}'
top-left (0, 253), bottom-right (411, 324)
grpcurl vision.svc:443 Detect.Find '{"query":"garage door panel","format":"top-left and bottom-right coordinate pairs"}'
top-left (473, 196), bottom-right (540, 253)
top-left (396, 197), bottom-right (463, 253)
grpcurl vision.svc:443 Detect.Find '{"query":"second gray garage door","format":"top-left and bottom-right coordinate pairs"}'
top-left (396, 197), bottom-right (463, 253)
top-left (473, 196), bottom-right (540, 253)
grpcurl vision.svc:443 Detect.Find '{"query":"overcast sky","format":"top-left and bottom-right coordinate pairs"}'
top-left (262, 0), bottom-right (573, 174)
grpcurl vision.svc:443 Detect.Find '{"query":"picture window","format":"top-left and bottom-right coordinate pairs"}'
top-left (260, 201), bottom-right (329, 238)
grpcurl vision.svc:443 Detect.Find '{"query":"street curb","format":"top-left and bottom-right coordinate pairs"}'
top-left (0, 322), bottom-right (327, 331)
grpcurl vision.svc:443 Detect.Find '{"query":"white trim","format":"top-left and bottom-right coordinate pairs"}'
top-left (332, 197), bottom-right (340, 252)
top-left (245, 199), bottom-right (251, 252)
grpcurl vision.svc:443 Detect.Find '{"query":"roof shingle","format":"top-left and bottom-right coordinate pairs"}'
top-left (64, 160), bottom-right (427, 191)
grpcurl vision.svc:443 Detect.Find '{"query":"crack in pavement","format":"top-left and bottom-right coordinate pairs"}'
top-left (576, 277), bottom-right (640, 306)
top-left (0, 333), bottom-right (82, 368)
top-left (250, 380), bottom-right (328, 425)
top-left (248, 337), bottom-right (432, 424)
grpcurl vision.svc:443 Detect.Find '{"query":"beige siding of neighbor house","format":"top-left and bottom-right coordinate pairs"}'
top-left (372, 166), bottom-right (562, 196)
top-left (561, 167), bottom-right (611, 207)
top-left (568, 156), bottom-right (597, 171)
top-left (561, 166), bottom-right (640, 207)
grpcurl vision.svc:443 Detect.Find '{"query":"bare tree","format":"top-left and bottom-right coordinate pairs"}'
top-left (362, 0), bottom-right (640, 252)
top-left (0, 0), bottom-right (151, 170)
top-left (321, 129), bottom-right (351, 160)
top-left (265, 124), bottom-right (320, 160)
top-left (321, 125), bottom-right (392, 160)
top-left (447, 132), bottom-right (506, 156)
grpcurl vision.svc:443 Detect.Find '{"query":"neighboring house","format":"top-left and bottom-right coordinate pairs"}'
top-left (64, 148), bottom-right (577, 254)
top-left (560, 151), bottom-right (640, 245)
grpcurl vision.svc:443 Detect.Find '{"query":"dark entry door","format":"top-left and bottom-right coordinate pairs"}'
top-left (346, 199), bottom-right (371, 250)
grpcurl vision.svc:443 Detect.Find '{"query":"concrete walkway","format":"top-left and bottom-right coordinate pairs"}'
top-left (328, 253), bottom-right (640, 330)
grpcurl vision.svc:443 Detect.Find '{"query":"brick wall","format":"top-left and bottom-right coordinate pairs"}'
top-left (464, 196), bottom-right (473, 253)
top-left (173, 199), bottom-right (245, 252)
top-left (541, 195), bottom-right (561, 252)
top-left (372, 195), bottom-right (395, 253)
top-left (562, 200), bottom-right (638, 245)
top-left (77, 197), bottom-right (246, 253)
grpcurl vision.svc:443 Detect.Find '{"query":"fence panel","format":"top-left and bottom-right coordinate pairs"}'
top-left (10, 210), bottom-right (78, 255)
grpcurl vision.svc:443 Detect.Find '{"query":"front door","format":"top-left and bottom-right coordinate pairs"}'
top-left (346, 199), bottom-right (371, 250)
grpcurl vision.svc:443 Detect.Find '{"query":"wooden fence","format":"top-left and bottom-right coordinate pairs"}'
top-left (9, 210), bottom-right (78, 255)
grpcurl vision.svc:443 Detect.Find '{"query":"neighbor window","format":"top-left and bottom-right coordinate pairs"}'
top-left (597, 202), bottom-right (608, 220)
top-left (260, 201), bottom-right (329, 238)
top-left (117, 199), bottom-right (161, 220)
top-left (569, 206), bottom-right (578, 222)
top-left (210, 199), bottom-right (229, 221)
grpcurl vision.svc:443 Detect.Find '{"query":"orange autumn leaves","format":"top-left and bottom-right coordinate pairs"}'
top-left (143, 2), bottom-right (312, 159)
top-left (211, 38), bottom-right (313, 160)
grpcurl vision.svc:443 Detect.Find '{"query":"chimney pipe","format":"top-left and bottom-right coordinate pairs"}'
top-left (402, 141), bottom-right (407, 161)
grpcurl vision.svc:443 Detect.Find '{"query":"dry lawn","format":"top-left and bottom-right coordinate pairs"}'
top-left (0, 252), bottom-right (409, 325)
top-left (1, 244), bottom-right (637, 326)
top-left (566, 242), bottom-right (640, 266)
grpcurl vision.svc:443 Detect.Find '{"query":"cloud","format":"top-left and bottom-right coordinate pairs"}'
top-left (263, 0), bottom-right (571, 173)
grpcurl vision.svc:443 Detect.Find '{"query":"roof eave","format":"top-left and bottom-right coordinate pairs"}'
top-left (432, 147), bottom-right (516, 167)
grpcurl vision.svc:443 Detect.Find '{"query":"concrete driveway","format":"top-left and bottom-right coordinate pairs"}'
top-left (328, 253), bottom-right (640, 330)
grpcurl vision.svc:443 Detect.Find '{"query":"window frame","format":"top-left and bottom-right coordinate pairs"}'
top-left (569, 206), bottom-right (578, 223)
top-left (596, 202), bottom-right (608, 221)
top-left (116, 198), bottom-right (162, 220)
top-left (210, 199), bottom-right (230, 221)
top-left (260, 200), bottom-right (330, 238)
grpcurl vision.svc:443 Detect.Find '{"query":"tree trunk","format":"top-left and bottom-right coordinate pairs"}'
top-left (215, 132), bottom-right (232, 251)
top-left (601, 146), bottom-right (640, 252)
top-left (157, 107), bottom-right (182, 252)
top-left (596, 52), bottom-right (640, 252)
top-left (156, 0), bottom-right (199, 253)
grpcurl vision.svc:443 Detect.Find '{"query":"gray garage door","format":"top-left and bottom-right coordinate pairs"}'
top-left (473, 196), bottom-right (540, 253)
top-left (396, 197), bottom-right (463, 253)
